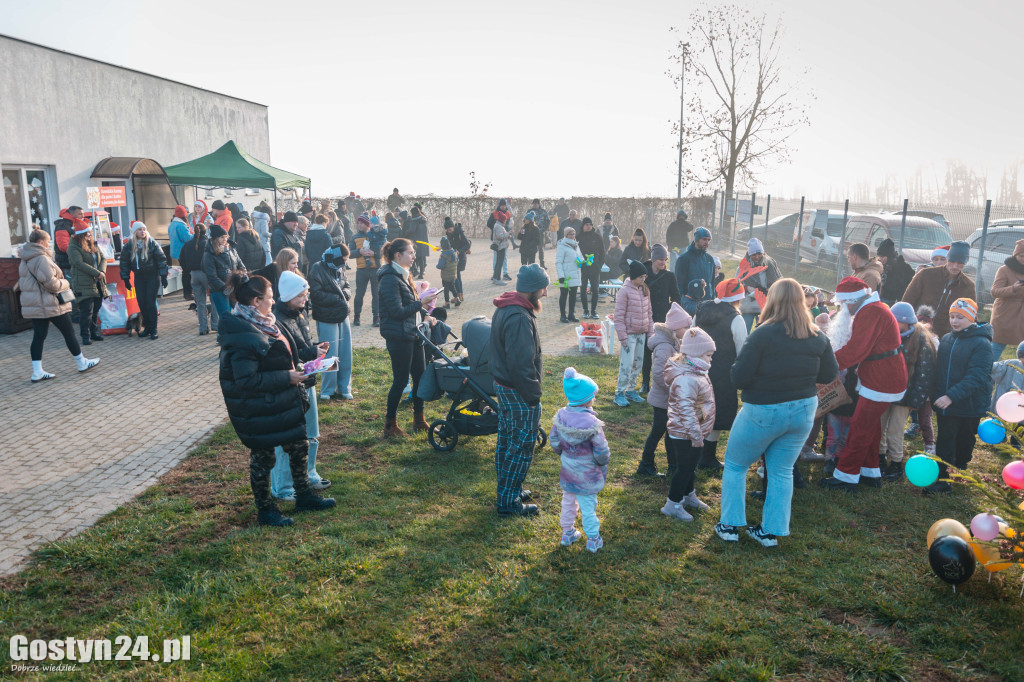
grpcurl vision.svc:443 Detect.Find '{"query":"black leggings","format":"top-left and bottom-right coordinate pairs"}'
top-left (641, 406), bottom-right (674, 468)
top-left (580, 267), bottom-right (600, 314)
top-left (134, 273), bottom-right (159, 332)
top-left (668, 437), bottom-right (704, 502)
top-left (385, 338), bottom-right (425, 419)
top-left (77, 296), bottom-right (101, 339)
top-left (558, 286), bottom-right (578, 318)
top-left (492, 248), bottom-right (506, 280)
top-left (31, 314), bottom-right (81, 361)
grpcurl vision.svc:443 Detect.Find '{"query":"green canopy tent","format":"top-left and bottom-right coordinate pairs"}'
top-left (163, 140), bottom-right (310, 213)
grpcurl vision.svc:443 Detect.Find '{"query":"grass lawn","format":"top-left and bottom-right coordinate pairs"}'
top-left (2, 349), bottom-right (1023, 680)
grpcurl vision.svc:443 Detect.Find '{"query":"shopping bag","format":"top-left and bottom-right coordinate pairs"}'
top-left (99, 294), bottom-right (128, 335)
top-left (815, 377), bottom-right (851, 418)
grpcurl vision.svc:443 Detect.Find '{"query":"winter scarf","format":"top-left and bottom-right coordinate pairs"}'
top-left (233, 302), bottom-right (280, 337)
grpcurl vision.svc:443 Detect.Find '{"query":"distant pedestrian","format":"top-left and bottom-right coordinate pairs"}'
top-left (675, 226), bottom-right (715, 303)
top-left (169, 205), bottom-right (194, 299)
top-left (255, 247), bottom-right (299, 302)
top-left (640, 244), bottom-right (681, 392)
top-left (876, 238), bottom-right (915, 304)
top-left (309, 245), bottom-right (353, 402)
top-left (203, 224), bottom-right (245, 323)
top-left (68, 219), bottom-right (108, 346)
top-left (234, 219), bottom-right (266, 273)
top-left (387, 188), bottom-right (404, 212)
top-left (271, 211), bottom-right (302, 260)
top-left (444, 218), bottom-right (471, 303)
top-left (619, 228), bottom-right (651, 273)
top-left (600, 213), bottom-right (620, 254)
top-left (19, 229), bottom-right (100, 381)
top-left (180, 224), bottom-right (217, 335)
top-left (436, 236), bottom-right (459, 308)
top-left (665, 210), bottom-right (694, 268)
top-left (304, 214), bottom-right (334, 267)
top-left (988, 238), bottom-right (1024, 361)
top-left (555, 227), bottom-right (583, 322)
top-left (576, 217), bottom-right (605, 319)
top-left (901, 240), bottom-right (975, 338)
top-left (736, 238), bottom-right (781, 332)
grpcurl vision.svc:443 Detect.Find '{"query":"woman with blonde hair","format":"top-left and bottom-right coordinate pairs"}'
top-left (713, 278), bottom-right (838, 548)
top-left (255, 247), bottom-right (299, 302)
top-left (119, 220), bottom-right (168, 340)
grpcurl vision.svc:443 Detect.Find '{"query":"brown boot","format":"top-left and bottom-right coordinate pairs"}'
top-left (384, 417), bottom-right (408, 438)
top-left (413, 411), bottom-right (430, 432)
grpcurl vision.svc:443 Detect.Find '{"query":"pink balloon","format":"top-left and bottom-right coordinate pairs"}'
top-left (1002, 461), bottom-right (1024, 490)
top-left (971, 513), bottom-right (1001, 541)
top-left (996, 390), bottom-right (1024, 423)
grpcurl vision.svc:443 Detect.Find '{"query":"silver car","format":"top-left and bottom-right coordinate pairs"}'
top-left (965, 220), bottom-right (1024, 304)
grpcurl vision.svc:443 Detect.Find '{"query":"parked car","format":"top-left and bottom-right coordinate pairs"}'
top-left (740, 211), bottom-right (813, 258)
top-left (964, 219), bottom-right (1024, 304)
top-left (885, 209), bottom-right (951, 234)
top-left (843, 214), bottom-right (952, 269)
top-left (798, 209), bottom-right (863, 265)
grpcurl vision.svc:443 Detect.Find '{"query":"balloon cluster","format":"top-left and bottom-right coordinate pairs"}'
top-left (919, 389), bottom-right (1024, 591)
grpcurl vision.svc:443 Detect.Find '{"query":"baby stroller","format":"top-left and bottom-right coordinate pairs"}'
top-left (417, 315), bottom-right (547, 453)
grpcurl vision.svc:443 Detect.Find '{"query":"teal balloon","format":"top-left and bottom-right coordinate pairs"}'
top-left (905, 455), bottom-right (939, 487)
top-left (977, 418), bottom-right (1006, 445)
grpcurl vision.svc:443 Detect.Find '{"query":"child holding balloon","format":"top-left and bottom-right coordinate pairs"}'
top-left (927, 298), bottom-right (994, 495)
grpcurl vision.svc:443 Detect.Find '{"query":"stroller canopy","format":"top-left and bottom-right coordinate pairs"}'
top-left (462, 316), bottom-right (495, 395)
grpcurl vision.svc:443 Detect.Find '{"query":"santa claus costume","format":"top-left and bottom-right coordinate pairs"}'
top-left (820, 277), bottom-right (909, 491)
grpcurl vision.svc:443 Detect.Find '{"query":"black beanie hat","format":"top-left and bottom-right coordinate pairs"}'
top-left (687, 279), bottom-right (706, 299)
top-left (209, 224), bottom-right (228, 241)
top-left (628, 260), bottom-right (649, 280)
top-left (211, 199), bottom-right (225, 210)
top-left (877, 238), bottom-right (897, 260)
top-left (581, 216), bottom-right (593, 226)
top-left (604, 212), bottom-right (612, 221)
top-left (444, 217), bottom-right (455, 229)
top-left (283, 211), bottom-right (299, 223)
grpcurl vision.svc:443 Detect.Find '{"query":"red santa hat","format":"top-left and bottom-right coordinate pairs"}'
top-left (835, 276), bottom-right (871, 301)
top-left (73, 218), bottom-right (91, 235)
top-left (715, 277), bottom-right (745, 303)
top-left (931, 244), bottom-right (950, 260)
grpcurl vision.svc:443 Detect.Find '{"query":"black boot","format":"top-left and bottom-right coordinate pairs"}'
top-left (295, 490), bottom-right (337, 511)
top-left (90, 332), bottom-right (104, 341)
top-left (257, 506), bottom-right (295, 526)
top-left (882, 459), bottom-right (903, 481)
top-left (819, 476), bottom-right (858, 492)
top-left (635, 457), bottom-right (661, 477)
top-left (792, 461), bottom-right (807, 489)
top-left (81, 336), bottom-right (92, 346)
top-left (697, 441), bottom-right (723, 476)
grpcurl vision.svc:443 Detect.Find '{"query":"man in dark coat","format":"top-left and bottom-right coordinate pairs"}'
top-left (490, 264), bottom-right (549, 518)
top-left (876, 238), bottom-right (916, 304)
top-left (271, 211), bottom-right (302, 259)
top-left (665, 210), bottom-right (694, 269)
top-left (674, 226), bottom-right (716, 302)
top-left (641, 243), bottom-right (681, 392)
top-left (560, 209), bottom-right (582, 243)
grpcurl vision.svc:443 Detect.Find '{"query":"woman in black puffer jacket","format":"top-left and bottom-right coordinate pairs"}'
top-left (218, 272), bottom-right (335, 527)
top-left (378, 238), bottom-right (439, 437)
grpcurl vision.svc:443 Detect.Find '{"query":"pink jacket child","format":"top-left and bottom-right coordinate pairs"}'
top-left (613, 275), bottom-right (654, 344)
top-left (613, 262), bottom-right (656, 403)
top-left (551, 367), bottom-right (611, 553)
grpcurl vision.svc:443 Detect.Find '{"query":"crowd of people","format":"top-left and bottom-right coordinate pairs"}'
top-left (18, 195), bottom-right (1024, 542)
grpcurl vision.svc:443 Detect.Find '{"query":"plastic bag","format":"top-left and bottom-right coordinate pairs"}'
top-left (99, 294), bottom-right (128, 335)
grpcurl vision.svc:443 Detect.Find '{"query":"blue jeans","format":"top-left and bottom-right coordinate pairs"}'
top-left (719, 396), bottom-right (817, 537)
top-left (270, 386), bottom-right (322, 497)
top-left (210, 291), bottom-right (231, 317)
top-left (317, 320), bottom-right (353, 398)
top-left (992, 342), bottom-right (1007, 362)
top-left (493, 249), bottom-right (509, 277)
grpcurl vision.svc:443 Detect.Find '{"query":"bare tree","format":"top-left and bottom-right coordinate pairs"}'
top-left (669, 6), bottom-right (810, 199)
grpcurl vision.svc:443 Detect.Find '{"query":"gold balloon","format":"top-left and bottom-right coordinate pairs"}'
top-left (970, 540), bottom-right (1012, 572)
top-left (927, 518), bottom-right (971, 548)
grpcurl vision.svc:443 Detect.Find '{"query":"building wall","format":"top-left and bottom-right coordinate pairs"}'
top-left (0, 35), bottom-right (271, 256)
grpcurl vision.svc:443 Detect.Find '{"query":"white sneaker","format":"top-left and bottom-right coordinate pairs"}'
top-left (76, 357), bottom-right (100, 373)
top-left (682, 490), bottom-right (711, 511)
top-left (660, 498), bottom-right (693, 522)
top-left (799, 446), bottom-right (825, 462)
top-left (756, 464), bottom-right (765, 479)
top-left (275, 492), bottom-right (296, 502)
top-left (30, 370), bottom-right (55, 383)
top-left (586, 535), bottom-right (603, 553)
top-left (560, 528), bottom-right (583, 546)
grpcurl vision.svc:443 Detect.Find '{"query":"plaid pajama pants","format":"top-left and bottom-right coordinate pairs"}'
top-left (495, 384), bottom-right (542, 513)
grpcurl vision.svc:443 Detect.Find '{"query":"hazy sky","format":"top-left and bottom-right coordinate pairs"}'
top-left (2, 0), bottom-right (1021, 198)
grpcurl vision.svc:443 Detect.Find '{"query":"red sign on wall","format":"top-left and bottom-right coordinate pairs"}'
top-left (98, 186), bottom-right (127, 207)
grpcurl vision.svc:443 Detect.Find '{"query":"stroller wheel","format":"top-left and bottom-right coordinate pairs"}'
top-left (535, 427), bottom-right (548, 451)
top-left (428, 419), bottom-right (458, 452)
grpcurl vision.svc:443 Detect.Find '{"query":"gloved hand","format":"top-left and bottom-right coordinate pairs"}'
top-left (161, 276), bottom-right (169, 288)
top-left (123, 279), bottom-right (132, 289)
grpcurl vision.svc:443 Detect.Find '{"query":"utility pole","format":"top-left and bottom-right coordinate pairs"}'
top-left (676, 43), bottom-right (688, 211)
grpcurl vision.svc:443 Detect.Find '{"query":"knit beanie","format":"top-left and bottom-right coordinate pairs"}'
top-left (444, 217), bottom-right (455, 229)
top-left (877, 238), bottom-right (897, 260)
top-left (947, 241), bottom-right (970, 264)
top-left (283, 211), bottom-right (299, 223)
top-left (694, 226), bottom-right (711, 241)
top-left (357, 213), bottom-right (371, 227)
top-left (524, 211), bottom-right (536, 223)
top-left (131, 220), bottom-right (148, 236)
top-left (687, 279), bottom-right (706, 299)
top-left (716, 278), bottom-right (744, 303)
top-left (604, 212), bottom-right (612, 221)
top-left (664, 302), bottom-right (692, 331)
top-left (747, 237), bottom-right (764, 255)
top-left (173, 205), bottom-right (188, 219)
top-left (581, 216), bottom-right (593, 226)
top-left (440, 236), bottom-right (451, 250)
top-left (680, 326), bottom-right (716, 357)
top-left (322, 245), bottom-right (347, 266)
top-left (949, 297), bottom-right (978, 323)
top-left (563, 367), bottom-right (598, 407)
top-left (650, 243), bottom-right (669, 261)
top-left (890, 301), bottom-right (917, 325)
top-left (713, 256), bottom-right (722, 268)
top-left (628, 260), bottom-right (649, 280)
top-left (516, 264), bottom-right (550, 293)
top-left (278, 271), bottom-right (308, 303)
top-left (209, 224), bottom-right (228, 241)
top-left (1017, 340), bottom-right (1024, 357)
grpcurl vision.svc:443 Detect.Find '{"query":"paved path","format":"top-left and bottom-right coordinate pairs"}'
top-left (0, 244), bottom-right (605, 576)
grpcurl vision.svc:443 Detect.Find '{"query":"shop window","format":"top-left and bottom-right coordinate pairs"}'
top-left (3, 166), bottom-right (55, 248)
top-left (132, 175), bottom-right (177, 242)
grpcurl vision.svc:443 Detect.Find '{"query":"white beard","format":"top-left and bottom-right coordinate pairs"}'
top-left (828, 304), bottom-right (854, 351)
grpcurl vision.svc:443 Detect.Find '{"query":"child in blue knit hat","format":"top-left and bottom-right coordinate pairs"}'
top-left (550, 367), bottom-right (610, 553)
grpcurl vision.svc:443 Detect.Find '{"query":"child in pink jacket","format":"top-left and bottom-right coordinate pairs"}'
top-left (551, 367), bottom-right (610, 553)
top-left (661, 327), bottom-right (717, 522)
top-left (613, 260), bottom-right (654, 407)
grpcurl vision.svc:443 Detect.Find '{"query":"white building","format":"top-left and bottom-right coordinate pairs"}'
top-left (0, 33), bottom-right (273, 257)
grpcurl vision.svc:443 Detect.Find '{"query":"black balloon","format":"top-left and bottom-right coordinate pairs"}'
top-left (928, 536), bottom-right (976, 585)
